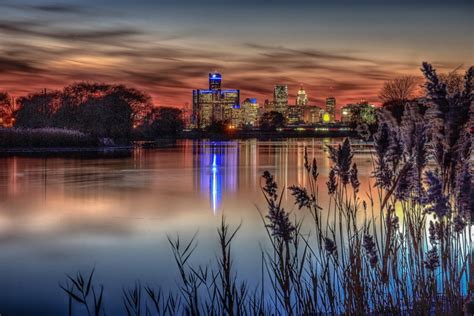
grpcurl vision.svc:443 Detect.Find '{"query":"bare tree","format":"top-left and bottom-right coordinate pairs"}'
top-left (379, 76), bottom-right (419, 103)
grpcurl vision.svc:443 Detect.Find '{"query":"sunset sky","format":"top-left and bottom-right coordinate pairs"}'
top-left (0, 0), bottom-right (472, 107)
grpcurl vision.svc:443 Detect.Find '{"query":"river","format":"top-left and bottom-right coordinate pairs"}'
top-left (0, 138), bottom-right (375, 315)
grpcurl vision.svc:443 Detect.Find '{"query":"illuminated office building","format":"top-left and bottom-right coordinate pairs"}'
top-left (192, 72), bottom-right (240, 128)
top-left (302, 105), bottom-right (322, 124)
top-left (341, 104), bottom-right (353, 123)
top-left (273, 85), bottom-right (288, 114)
top-left (286, 105), bottom-right (303, 125)
top-left (241, 98), bottom-right (259, 126)
top-left (296, 86), bottom-right (308, 106)
top-left (229, 105), bottom-right (243, 128)
top-left (325, 96), bottom-right (336, 123)
top-left (263, 99), bottom-right (273, 112)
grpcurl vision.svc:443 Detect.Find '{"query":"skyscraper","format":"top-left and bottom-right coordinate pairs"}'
top-left (273, 85), bottom-right (288, 114)
top-left (325, 96), bottom-right (336, 123)
top-left (302, 105), bottom-right (322, 124)
top-left (192, 72), bottom-right (240, 128)
top-left (241, 98), bottom-right (259, 126)
top-left (296, 85), bottom-right (308, 106)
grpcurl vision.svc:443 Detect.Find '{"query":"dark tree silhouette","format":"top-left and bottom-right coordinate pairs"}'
top-left (142, 106), bottom-right (184, 138)
top-left (15, 90), bottom-right (61, 128)
top-left (14, 83), bottom-right (154, 140)
top-left (76, 91), bottom-right (133, 139)
top-left (259, 111), bottom-right (286, 131)
top-left (206, 119), bottom-right (229, 135)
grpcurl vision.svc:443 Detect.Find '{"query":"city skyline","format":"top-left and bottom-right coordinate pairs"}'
top-left (0, 0), bottom-right (472, 107)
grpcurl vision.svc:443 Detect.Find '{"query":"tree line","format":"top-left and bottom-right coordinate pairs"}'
top-left (0, 83), bottom-right (184, 142)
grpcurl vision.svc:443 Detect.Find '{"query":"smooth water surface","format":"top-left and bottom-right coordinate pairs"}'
top-left (0, 138), bottom-right (375, 315)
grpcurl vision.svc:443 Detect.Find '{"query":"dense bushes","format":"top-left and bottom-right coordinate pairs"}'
top-left (137, 106), bottom-right (184, 139)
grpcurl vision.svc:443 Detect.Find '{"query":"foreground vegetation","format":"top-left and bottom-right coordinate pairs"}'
top-left (0, 128), bottom-right (99, 148)
top-left (60, 63), bottom-right (473, 315)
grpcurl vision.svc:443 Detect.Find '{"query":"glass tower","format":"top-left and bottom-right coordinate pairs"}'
top-left (273, 85), bottom-right (288, 114)
top-left (192, 73), bottom-right (240, 128)
top-left (325, 96), bottom-right (336, 123)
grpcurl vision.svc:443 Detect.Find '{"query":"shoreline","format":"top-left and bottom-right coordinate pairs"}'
top-left (0, 131), bottom-right (360, 156)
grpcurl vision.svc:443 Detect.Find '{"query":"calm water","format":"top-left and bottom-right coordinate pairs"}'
top-left (0, 138), bottom-right (375, 315)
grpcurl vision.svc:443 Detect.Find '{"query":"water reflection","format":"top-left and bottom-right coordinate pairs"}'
top-left (193, 142), bottom-right (241, 214)
top-left (0, 138), bottom-right (376, 315)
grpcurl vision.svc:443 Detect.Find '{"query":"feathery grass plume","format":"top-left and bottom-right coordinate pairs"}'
top-left (400, 103), bottom-right (429, 202)
top-left (424, 247), bottom-right (440, 271)
top-left (421, 62), bottom-right (473, 192)
top-left (362, 234), bottom-right (378, 268)
top-left (428, 220), bottom-right (439, 245)
top-left (323, 237), bottom-right (337, 256)
top-left (289, 185), bottom-right (311, 210)
top-left (327, 169), bottom-right (337, 194)
top-left (452, 214), bottom-right (467, 234)
top-left (262, 171), bottom-right (295, 242)
top-left (311, 157), bottom-right (319, 181)
top-left (262, 170), bottom-right (278, 199)
top-left (349, 163), bottom-right (360, 192)
top-left (423, 170), bottom-right (451, 219)
top-left (265, 201), bottom-right (295, 242)
top-left (455, 161), bottom-right (472, 218)
top-left (327, 138), bottom-right (353, 185)
top-left (373, 121), bottom-right (394, 189)
top-left (394, 161), bottom-right (412, 200)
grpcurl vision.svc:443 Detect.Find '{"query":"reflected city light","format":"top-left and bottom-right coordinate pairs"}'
top-left (211, 153), bottom-right (221, 214)
top-left (195, 142), bottom-right (239, 214)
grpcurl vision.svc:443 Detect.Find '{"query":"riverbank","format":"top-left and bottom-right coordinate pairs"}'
top-left (0, 127), bottom-right (359, 156)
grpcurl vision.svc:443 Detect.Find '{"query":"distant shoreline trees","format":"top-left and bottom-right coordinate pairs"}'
top-left (3, 82), bottom-right (185, 144)
top-left (259, 111), bottom-right (286, 132)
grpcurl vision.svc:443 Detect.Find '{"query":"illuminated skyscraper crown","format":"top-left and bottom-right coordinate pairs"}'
top-left (296, 85), bottom-right (308, 106)
top-left (209, 72), bottom-right (222, 90)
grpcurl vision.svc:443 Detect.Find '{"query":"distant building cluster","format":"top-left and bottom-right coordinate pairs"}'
top-left (190, 72), bottom-right (375, 129)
